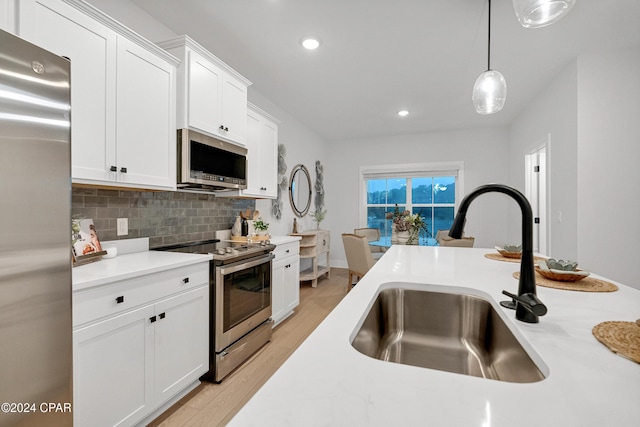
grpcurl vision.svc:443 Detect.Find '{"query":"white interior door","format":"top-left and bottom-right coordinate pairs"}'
top-left (525, 144), bottom-right (548, 255)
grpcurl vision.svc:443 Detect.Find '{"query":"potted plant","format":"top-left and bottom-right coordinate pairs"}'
top-left (253, 217), bottom-right (270, 236)
top-left (310, 209), bottom-right (327, 229)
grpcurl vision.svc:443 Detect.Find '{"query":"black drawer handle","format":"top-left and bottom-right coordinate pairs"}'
top-left (159, 312), bottom-right (166, 320)
top-left (285, 249), bottom-right (290, 253)
top-left (150, 315), bottom-right (157, 323)
top-left (120, 167), bottom-right (127, 173)
top-left (110, 165), bottom-right (117, 172)
top-left (115, 296), bottom-right (124, 304)
top-left (183, 277), bottom-right (189, 284)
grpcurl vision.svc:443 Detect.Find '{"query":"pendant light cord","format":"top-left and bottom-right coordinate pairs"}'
top-left (487, 0), bottom-right (492, 71)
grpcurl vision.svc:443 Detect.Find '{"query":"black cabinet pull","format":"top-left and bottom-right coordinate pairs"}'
top-left (120, 167), bottom-right (127, 173)
top-left (150, 315), bottom-right (157, 323)
top-left (115, 296), bottom-right (124, 304)
top-left (159, 312), bottom-right (166, 320)
top-left (219, 125), bottom-right (224, 130)
top-left (183, 277), bottom-right (189, 284)
top-left (285, 249), bottom-right (290, 253)
top-left (219, 125), bottom-right (229, 131)
top-left (110, 165), bottom-right (117, 172)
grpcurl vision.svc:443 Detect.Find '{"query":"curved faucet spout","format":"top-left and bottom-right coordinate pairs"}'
top-left (449, 184), bottom-right (544, 323)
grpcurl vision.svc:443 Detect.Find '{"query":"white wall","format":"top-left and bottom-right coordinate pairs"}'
top-left (577, 47), bottom-right (640, 288)
top-left (508, 60), bottom-right (578, 260)
top-left (325, 128), bottom-right (510, 267)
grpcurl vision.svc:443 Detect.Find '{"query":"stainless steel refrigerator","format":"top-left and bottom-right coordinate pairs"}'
top-left (0, 29), bottom-right (72, 427)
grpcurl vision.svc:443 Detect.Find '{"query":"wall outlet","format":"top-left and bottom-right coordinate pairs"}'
top-left (117, 218), bottom-right (128, 236)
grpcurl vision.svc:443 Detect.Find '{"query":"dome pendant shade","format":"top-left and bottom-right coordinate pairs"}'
top-left (472, 70), bottom-right (507, 114)
top-left (513, 0), bottom-right (576, 28)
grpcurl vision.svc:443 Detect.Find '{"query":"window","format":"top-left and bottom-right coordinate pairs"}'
top-left (360, 162), bottom-right (463, 243)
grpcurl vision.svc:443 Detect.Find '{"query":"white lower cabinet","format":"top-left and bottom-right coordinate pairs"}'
top-left (74, 304), bottom-right (155, 427)
top-left (272, 240), bottom-right (300, 326)
top-left (73, 263), bottom-right (209, 427)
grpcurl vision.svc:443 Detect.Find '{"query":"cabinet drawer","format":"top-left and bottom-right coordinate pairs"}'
top-left (273, 241), bottom-right (299, 260)
top-left (73, 263), bottom-right (209, 326)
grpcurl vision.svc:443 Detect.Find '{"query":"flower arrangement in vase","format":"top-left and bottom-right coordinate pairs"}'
top-left (386, 205), bottom-right (430, 245)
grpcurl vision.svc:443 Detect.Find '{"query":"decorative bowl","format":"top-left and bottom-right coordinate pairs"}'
top-left (495, 245), bottom-right (522, 259)
top-left (536, 259), bottom-right (590, 282)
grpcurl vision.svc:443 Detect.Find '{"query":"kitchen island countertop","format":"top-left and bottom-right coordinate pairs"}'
top-left (230, 246), bottom-right (640, 426)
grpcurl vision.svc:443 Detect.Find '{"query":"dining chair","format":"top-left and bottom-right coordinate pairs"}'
top-left (436, 229), bottom-right (475, 247)
top-left (342, 233), bottom-right (377, 293)
top-left (354, 227), bottom-right (386, 258)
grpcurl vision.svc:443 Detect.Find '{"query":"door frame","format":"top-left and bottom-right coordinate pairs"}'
top-left (524, 135), bottom-right (550, 256)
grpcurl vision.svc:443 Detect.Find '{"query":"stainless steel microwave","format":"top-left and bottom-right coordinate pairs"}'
top-left (177, 128), bottom-right (247, 191)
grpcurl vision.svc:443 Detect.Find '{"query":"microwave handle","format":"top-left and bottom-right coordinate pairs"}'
top-left (217, 253), bottom-right (274, 276)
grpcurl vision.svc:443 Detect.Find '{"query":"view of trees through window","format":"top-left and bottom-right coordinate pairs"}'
top-left (366, 176), bottom-right (456, 241)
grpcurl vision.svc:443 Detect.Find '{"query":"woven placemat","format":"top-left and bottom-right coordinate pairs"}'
top-left (513, 271), bottom-right (618, 292)
top-left (485, 253), bottom-right (546, 263)
top-left (592, 320), bottom-right (640, 364)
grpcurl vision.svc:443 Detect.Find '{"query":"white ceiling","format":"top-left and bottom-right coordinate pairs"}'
top-left (131, 0), bottom-right (640, 142)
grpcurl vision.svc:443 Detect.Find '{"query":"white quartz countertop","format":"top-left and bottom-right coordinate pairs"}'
top-left (72, 250), bottom-right (212, 291)
top-left (230, 246), bottom-right (640, 427)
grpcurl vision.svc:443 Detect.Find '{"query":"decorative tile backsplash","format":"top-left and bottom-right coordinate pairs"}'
top-left (72, 187), bottom-right (255, 248)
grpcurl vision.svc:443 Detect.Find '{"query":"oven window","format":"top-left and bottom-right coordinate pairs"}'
top-left (223, 262), bottom-right (271, 332)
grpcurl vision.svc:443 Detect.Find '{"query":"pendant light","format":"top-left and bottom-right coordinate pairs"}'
top-left (473, 0), bottom-right (507, 115)
top-left (513, 0), bottom-right (575, 28)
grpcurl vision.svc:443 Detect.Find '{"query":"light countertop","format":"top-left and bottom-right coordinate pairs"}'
top-left (230, 246), bottom-right (640, 427)
top-left (72, 250), bottom-right (212, 291)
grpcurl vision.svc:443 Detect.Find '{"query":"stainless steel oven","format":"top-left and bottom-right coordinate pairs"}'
top-left (213, 252), bottom-right (274, 381)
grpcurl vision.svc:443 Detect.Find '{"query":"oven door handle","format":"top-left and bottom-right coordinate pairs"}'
top-left (217, 253), bottom-right (274, 275)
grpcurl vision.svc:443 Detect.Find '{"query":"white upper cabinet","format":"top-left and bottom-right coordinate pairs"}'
top-left (243, 103), bottom-right (279, 198)
top-left (115, 36), bottom-right (176, 189)
top-left (18, 0), bottom-right (178, 190)
top-left (158, 35), bottom-right (251, 147)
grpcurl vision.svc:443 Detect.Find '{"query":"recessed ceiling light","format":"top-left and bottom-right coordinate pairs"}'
top-left (397, 110), bottom-right (409, 117)
top-left (301, 37), bottom-right (321, 50)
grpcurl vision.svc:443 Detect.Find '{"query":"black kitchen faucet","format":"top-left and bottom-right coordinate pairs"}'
top-left (449, 184), bottom-right (547, 323)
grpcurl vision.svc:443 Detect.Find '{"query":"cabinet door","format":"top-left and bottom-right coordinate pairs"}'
top-left (0, 0), bottom-right (16, 33)
top-left (116, 36), bottom-right (176, 189)
top-left (19, 0), bottom-right (116, 183)
top-left (74, 304), bottom-right (155, 427)
top-left (284, 256), bottom-right (300, 313)
top-left (154, 286), bottom-right (209, 403)
top-left (188, 50), bottom-right (222, 137)
top-left (243, 108), bottom-right (263, 196)
top-left (220, 74), bottom-right (248, 144)
top-left (259, 118), bottom-right (278, 198)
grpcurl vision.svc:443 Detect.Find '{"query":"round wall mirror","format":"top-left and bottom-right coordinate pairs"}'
top-left (289, 164), bottom-right (312, 217)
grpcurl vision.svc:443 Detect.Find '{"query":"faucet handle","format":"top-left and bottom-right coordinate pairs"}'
top-left (502, 290), bottom-right (548, 317)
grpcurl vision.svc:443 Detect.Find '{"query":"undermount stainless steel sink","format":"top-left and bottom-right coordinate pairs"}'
top-left (351, 286), bottom-right (546, 383)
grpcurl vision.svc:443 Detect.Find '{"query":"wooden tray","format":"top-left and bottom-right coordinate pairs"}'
top-left (230, 235), bottom-right (270, 242)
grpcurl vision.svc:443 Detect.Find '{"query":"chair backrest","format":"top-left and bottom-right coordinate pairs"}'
top-left (353, 228), bottom-right (380, 242)
top-left (436, 229), bottom-right (475, 248)
top-left (342, 233), bottom-right (376, 276)
top-left (353, 227), bottom-right (385, 254)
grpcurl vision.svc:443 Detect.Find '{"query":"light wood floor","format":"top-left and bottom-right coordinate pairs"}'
top-left (149, 268), bottom-right (349, 427)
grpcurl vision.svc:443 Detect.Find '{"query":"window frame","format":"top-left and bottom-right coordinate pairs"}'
top-left (358, 161), bottom-right (465, 231)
